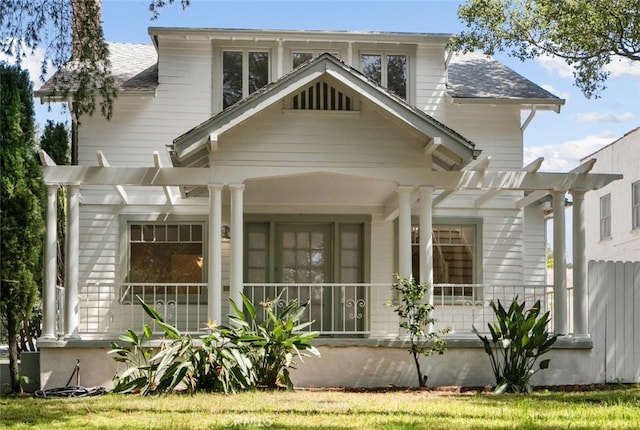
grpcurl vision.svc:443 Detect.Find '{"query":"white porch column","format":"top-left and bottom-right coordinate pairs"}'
top-left (208, 184), bottom-right (223, 324)
top-left (552, 191), bottom-right (567, 335)
top-left (419, 186), bottom-right (434, 333)
top-left (571, 190), bottom-right (588, 335)
top-left (64, 185), bottom-right (81, 339)
top-left (42, 186), bottom-right (58, 340)
top-left (229, 184), bottom-right (245, 310)
top-left (397, 186), bottom-right (413, 279)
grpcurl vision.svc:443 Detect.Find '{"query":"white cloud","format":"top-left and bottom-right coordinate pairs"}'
top-left (536, 55), bottom-right (573, 79)
top-left (605, 58), bottom-right (640, 79)
top-left (536, 54), bottom-right (640, 81)
top-left (541, 84), bottom-right (570, 101)
top-left (524, 132), bottom-right (617, 171)
top-left (575, 111), bottom-right (635, 123)
top-left (0, 44), bottom-right (53, 90)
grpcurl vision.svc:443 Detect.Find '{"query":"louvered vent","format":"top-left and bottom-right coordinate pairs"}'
top-left (291, 81), bottom-right (353, 111)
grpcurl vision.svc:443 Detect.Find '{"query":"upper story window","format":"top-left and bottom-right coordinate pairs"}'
top-left (223, 50), bottom-right (270, 109)
top-left (291, 51), bottom-right (341, 70)
top-left (600, 193), bottom-right (612, 240)
top-left (360, 53), bottom-right (407, 99)
top-left (632, 181), bottom-right (640, 230)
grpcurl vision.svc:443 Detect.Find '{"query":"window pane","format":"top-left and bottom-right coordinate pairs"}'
top-left (387, 55), bottom-right (407, 99)
top-left (248, 51), bottom-right (269, 94)
top-left (633, 182), bottom-right (640, 230)
top-left (293, 52), bottom-right (313, 69)
top-left (600, 194), bottom-right (611, 239)
top-left (223, 51), bottom-right (243, 109)
top-left (131, 224), bottom-right (141, 242)
top-left (167, 225), bottom-right (178, 241)
top-left (361, 54), bottom-right (382, 84)
top-left (130, 242), bottom-right (202, 283)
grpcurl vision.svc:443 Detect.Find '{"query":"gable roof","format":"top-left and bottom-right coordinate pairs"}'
top-left (447, 53), bottom-right (565, 112)
top-left (169, 53), bottom-right (481, 171)
top-left (35, 43), bottom-right (158, 97)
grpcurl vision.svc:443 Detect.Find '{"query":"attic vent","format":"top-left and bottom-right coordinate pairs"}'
top-left (291, 82), bottom-right (353, 111)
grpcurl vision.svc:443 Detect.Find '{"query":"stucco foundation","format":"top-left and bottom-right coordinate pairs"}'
top-left (38, 337), bottom-right (593, 391)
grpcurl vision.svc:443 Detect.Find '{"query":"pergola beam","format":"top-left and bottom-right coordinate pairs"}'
top-left (433, 156), bottom-right (491, 207)
top-left (476, 157), bottom-right (544, 208)
top-left (515, 158), bottom-right (598, 209)
top-left (96, 151), bottom-right (129, 204)
top-left (153, 151), bottom-right (175, 205)
top-left (41, 164), bottom-right (621, 192)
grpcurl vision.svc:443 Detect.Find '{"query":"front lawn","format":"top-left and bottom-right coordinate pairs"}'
top-left (1, 386), bottom-right (639, 429)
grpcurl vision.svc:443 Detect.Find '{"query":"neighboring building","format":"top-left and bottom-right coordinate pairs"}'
top-left (35, 28), bottom-right (621, 390)
top-left (581, 127), bottom-right (640, 262)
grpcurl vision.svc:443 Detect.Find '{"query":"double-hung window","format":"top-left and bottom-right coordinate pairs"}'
top-left (223, 50), bottom-right (270, 109)
top-left (632, 181), bottom-right (640, 230)
top-left (600, 194), bottom-right (612, 240)
top-left (360, 52), bottom-right (408, 99)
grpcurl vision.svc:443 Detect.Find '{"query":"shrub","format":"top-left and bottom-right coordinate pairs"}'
top-left (391, 275), bottom-right (449, 387)
top-left (229, 292), bottom-right (320, 390)
top-left (473, 297), bottom-right (558, 393)
top-left (109, 296), bottom-right (253, 395)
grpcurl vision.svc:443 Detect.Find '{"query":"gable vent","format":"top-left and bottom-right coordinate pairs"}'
top-left (291, 81), bottom-right (353, 111)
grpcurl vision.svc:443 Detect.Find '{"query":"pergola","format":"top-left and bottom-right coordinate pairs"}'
top-left (38, 149), bottom-right (622, 340)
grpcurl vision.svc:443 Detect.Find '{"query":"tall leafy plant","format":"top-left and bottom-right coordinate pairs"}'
top-left (109, 296), bottom-right (253, 395)
top-left (473, 298), bottom-right (558, 393)
top-left (392, 275), bottom-right (448, 387)
top-left (229, 293), bottom-right (320, 390)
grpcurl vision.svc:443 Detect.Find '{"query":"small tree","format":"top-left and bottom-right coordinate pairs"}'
top-left (392, 275), bottom-right (448, 387)
top-left (473, 298), bottom-right (558, 393)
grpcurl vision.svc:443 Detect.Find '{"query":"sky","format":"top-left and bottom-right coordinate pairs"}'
top-left (13, 0), bottom-right (640, 260)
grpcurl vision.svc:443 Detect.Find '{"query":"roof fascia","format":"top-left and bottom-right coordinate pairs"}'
top-left (450, 97), bottom-right (565, 113)
top-left (148, 27), bottom-right (454, 45)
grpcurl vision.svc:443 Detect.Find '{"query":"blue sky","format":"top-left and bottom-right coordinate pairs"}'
top-left (26, 0), bottom-right (639, 173)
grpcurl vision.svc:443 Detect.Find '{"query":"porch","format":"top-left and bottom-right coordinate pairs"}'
top-left (58, 281), bottom-right (570, 338)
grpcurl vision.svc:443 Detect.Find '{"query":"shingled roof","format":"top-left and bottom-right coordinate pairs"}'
top-left (36, 43), bottom-right (157, 96)
top-left (447, 52), bottom-right (564, 104)
top-left (36, 40), bottom-right (563, 109)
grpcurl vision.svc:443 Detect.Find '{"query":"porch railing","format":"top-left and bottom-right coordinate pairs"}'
top-left (74, 282), bottom-right (564, 338)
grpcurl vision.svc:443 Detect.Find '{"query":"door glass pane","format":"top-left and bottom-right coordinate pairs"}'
top-left (387, 54), bottom-right (407, 99)
top-left (223, 51), bottom-right (243, 109)
top-left (248, 51), bottom-right (269, 94)
top-left (361, 54), bottom-right (382, 84)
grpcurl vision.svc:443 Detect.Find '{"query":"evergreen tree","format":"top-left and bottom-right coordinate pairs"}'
top-left (0, 63), bottom-right (45, 394)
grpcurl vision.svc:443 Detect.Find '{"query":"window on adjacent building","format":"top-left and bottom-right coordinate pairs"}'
top-left (600, 194), bottom-right (612, 240)
top-left (633, 181), bottom-right (640, 230)
top-left (223, 50), bottom-right (270, 109)
top-left (360, 53), bottom-right (407, 99)
top-left (128, 223), bottom-right (205, 296)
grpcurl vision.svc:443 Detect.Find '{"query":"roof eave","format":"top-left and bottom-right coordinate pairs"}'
top-left (450, 96), bottom-right (565, 113)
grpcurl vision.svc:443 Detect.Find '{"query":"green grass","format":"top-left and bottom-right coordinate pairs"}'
top-left (1, 386), bottom-right (639, 429)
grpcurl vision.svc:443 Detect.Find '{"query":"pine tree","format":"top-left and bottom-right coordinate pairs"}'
top-left (0, 64), bottom-right (45, 394)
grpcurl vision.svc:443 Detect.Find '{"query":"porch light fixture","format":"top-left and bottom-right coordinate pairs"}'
top-left (221, 225), bottom-right (231, 241)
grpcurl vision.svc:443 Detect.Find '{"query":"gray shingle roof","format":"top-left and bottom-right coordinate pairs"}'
top-left (36, 43), bottom-right (157, 94)
top-left (447, 52), bottom-right (563, 102)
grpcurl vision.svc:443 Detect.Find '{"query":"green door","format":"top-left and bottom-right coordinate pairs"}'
top-left (275, 223), bottom-right (333, 331)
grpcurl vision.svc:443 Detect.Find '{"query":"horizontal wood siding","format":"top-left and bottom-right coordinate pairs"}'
top-left (216, 103), bottom-right (427, 168)
top-left (434, 104), bottom-right (523, 170)
top-left (414, 45), bottom-right (447, 115)
top-left (523, 205), bottom-right (547, 284)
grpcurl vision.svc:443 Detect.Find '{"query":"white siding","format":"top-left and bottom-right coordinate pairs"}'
top-left (583, 129), bottom-right (640, 262)
top-left (523, 205), bottom-right (548, 284)
top-left (414, 44), bottom-right (447, 115)
top-left (216, 102), bottom-right (428, 168)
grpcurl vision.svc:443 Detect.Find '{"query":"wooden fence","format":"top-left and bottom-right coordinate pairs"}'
top-left (588, 260), bottom-right (640, 383)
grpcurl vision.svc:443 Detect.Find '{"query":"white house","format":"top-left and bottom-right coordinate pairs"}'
top-left (581, 127), bottom-right (640, 262)
top-left (35, 28), bottom-right (622, 390)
